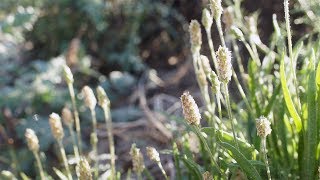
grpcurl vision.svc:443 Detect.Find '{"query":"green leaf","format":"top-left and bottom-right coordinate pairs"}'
top-left (202, 128), bottom-right (258, 159)
top-left (216, 134), bottom-right (262, 180)
top-left (181, 155), bottom-right (202, 180)
top-left (280, 60), bottom-right (302, 132)
top-left (302, 50), bottom-right (318, 179)
top-left (53, 167), bottom-right (68, 180)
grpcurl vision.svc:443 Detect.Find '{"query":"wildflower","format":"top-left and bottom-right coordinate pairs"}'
top-left (201, 9), bottom-right (213, 31)
top-left (49, 113), bottom-right (64, 141)
top-left (79, 157), bottom-right (92, 180)
top-left (25, 128), bottom-right (39, 152)
top-left (256, 116), bottom-right (272, 138)
top-left (208, 71), bottom-right (220, 94)
top-left (62, 65), bottom-right (74, 84)
top-left (82, 86), bottom-right (97, 110)
top-left (189, 20), bottom-right (202, 54)
top-left (209, 0), bottom-right (223, 21)
top-left (130, 144), bottom-right (145, 173)
top-left (61, 107), bottom-right (73, 126)
top-left (216, 46), bottom-right (232, 83)
top-left (146, 146), bottom-right (160, 162)
top-left (96, 86), bottom-right (110, 109)
top-left (180, 92), bottom-right (201, 125)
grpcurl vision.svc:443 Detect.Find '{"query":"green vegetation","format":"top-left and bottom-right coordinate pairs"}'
top-left (1, 0), bottom-right (320, 179)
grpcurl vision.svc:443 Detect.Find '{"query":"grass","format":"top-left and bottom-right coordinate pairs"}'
top-left (1, 0), bottom-right (320, 179)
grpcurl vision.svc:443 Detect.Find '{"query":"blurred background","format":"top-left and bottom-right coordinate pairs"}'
top-left (0, 0), bottom-right (317, 178)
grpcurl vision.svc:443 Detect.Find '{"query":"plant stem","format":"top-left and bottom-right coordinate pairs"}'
top-left (205, 28), bottom-right (218, 71)
top-left (284, 0), bottom-right (301, 112)
top-left (67, 83), bottom-right (82, 154)
top-left (262, 137), bottom-right (271, 180)
top-left (216, 18), bottom-right (226, 47)
top-left (102, 106), bottom-right (116, 179)
top-left (157, 161), bottom-right (168, 180)
top-left (90, 108), bottom-right (99, 179)
top-left (58, 141), bottom-right (73, 180)
top-left (223, 83), bottom-right (239, 150)
top-left (33, 151), bottom-right (45, 180)
top-left (193, 125), bottom-right (223, 176)
top-left (67, 125), bottom-right (80, 163)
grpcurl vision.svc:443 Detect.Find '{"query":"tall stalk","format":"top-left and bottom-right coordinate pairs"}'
top-left (68, 83), bottom-right (82, 154)
top-left (284, 0), bottom-right (301, 111)
top-left (97, 86), bottom-right (116, 179)
top-left (58, 141), bottom-right (73, 180)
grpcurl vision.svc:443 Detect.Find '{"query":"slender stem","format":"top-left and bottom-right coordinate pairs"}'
top-left (231, 38), bottom-right (245, 79)
top-left (216, 18), bottom-right (226, 47)
top-left (137, 172), bottom-right (142, 180)
top-left (284, 0), bottom-right (301, 112)
top-left (157, 161), bottom-right (169, 180)
top-left (103, 107), bottom-right (116, 179)
top-left (58, 141), bottom-right (73, 180)
top-left (223, 83), bottom-right (239, 149)
top-left (90, 109), bottom-right (99, 178)
top-left (216, 92), bottom-right (222, 122)
top-left (67, 125), bottom-right (80, 163)
top-left (193, 126), bottom-right (223, 176)
top-left (33, 151), bottom-right (45, 180)
top-left (67, 83), bottom-right (82, 154)
top-left (205, 29), bottom-right (218, 71)
top-left (262, 138), bottom-right (272, 180)
top-left (244, 40), bottom-right (261, 66)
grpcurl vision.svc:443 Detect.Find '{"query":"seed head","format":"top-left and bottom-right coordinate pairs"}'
top-left (65, 38), bottom-right (80, 67)
top-left (200, 55), bottom-right (212, 76)
top-left (216, 46), bottom-right (232, 83)
top-left (62, 65), bottom-right (74, 84)
top-left (189, 20), bottom-right (202, 54)
top-left (201, 9), bottom-right (213, 31)
top-left (146, 146), bottom-right (160, 162)
top-left (49, 113), bottom-right (64, 141)
top-left (256, 116), bottom-right (272, 138)
top-left (25, 128), bottom-right (39, 152)
top-left (130, 144), bottom-right (145, 173)
top-left (79, 157), bottom-right (92, 180)
top-left (208, 71), bottom-right (220, 94)
top-left (209, 0), bottom-right (223, 21)
top-left (203, 171), bottom-right (213, 180)
top-left (82, 86), bottom-right (97, 110)
top-left (61, 107), bottom-right (74, 126)
top-left (96, 86), bottom-right (110, 109)
top-left (180, 92), bottom-right (201, 125)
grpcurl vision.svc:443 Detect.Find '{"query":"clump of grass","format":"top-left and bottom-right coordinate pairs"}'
top-left (10, 0), bottom-right (320, 179)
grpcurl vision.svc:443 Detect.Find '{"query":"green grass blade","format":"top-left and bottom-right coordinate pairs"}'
top-left (280, 60), bottom-right (302, 132)
top-left (302, 51), bottom-right (318, 179)
top-left (202, 128), bottom-right (257, 159)
top-left (181, 155), bottom-right (202, 180)
top-left (216, 134), bottom-right (262, 180)
top-left (53, 167), bottom-right (68, 180)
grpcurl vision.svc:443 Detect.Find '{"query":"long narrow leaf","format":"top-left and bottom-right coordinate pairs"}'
top-left (280, 60), bottom-right (302, 132)
top-left (216, 134), bottom-right (262, 180)
top-left (302, 51), bottom-right (318, 179)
